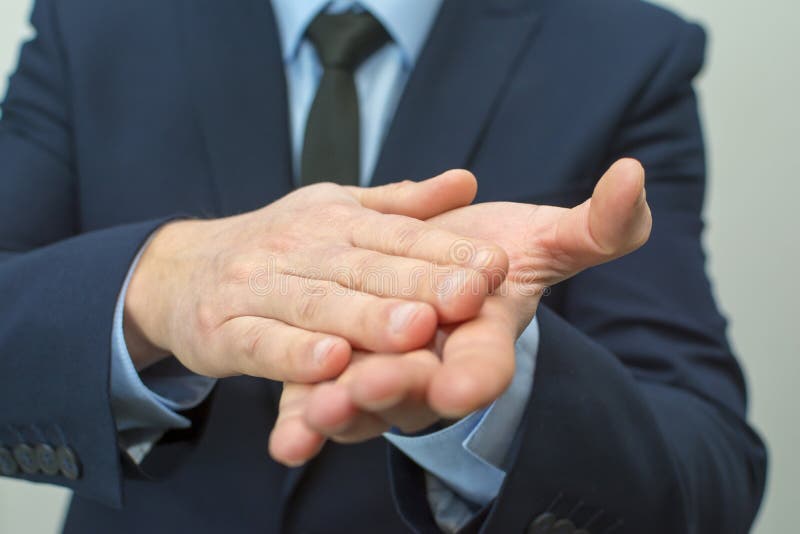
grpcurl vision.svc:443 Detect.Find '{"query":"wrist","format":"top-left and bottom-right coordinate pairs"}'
top-left (124, 220), bottom-right (200, 370)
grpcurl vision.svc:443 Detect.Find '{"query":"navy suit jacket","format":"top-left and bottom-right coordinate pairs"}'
top-left (0, 0), bottom-right (767, 532)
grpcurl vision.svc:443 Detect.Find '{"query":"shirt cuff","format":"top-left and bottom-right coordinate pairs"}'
top-left (109, 238), bottom-right (216, 438)
top-left (383, 317), bottom-right (539, 506)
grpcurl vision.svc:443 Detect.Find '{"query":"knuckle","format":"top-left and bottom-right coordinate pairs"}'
top-left (263, 233), bottom-right (297, 256)
top-left (193, 300), bottom-right (220, 337)
top-left (296, 287), bottom-right (326, 324)
top-left (348, 250), bottom-right (381, 286)
top-left (239, 321), bottom-right (269, 365)
top-left (220, 253), bottom-right (257, 286)
top-left (391, 220), bottom-right (425, 254)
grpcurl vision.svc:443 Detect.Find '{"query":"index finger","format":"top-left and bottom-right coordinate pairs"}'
top-left (346, 169), bottom-right (478, 219)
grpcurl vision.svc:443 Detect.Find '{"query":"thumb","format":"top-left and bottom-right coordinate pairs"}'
top-left (554, 158), bottom-right (652, 269)
top-left (346, 169), bottom-right (478, 219)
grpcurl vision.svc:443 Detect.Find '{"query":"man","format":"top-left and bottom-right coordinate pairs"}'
top-left (0, 0), bottom-right (767, 533)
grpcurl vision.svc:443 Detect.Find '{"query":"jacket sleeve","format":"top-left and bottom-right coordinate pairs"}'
top-left (0, 0), bottom-right (170, 508)
top-left (389, 20), bottom-right (767, 534)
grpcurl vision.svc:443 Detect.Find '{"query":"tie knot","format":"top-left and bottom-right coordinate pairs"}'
top-left (306, 12), bottom-right (390, 70)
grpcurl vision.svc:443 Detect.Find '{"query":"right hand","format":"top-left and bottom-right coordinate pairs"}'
top-left (123, 170), bottom-right (509, 384)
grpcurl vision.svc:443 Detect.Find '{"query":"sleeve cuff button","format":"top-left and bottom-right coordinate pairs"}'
top-left (56, 446), bottom-right (81, 480)
top-left (0, 446), bottom-right (19, 476)
top-left (12, 444), bottom-right (39, 474)
top-left (36, 443), bottom-right (60, 476)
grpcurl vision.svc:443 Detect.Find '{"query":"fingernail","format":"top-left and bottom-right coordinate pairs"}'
top-left (313, 338), bottom-right (336, 366)
top-left (390, 303), bottom-right (419, 334)
top-left (471, 248), bottom-right (494, 269)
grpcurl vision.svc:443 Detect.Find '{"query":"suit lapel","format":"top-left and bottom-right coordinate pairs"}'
top-left (372, 0), bottom-right (542, 186)
top-left (178, 0), bottom-right (294, 216)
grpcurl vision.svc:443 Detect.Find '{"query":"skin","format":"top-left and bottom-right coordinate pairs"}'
top-left (124, 170), bottom-right (508, 384)
top-left (268, 158), bottom-right (653, 466)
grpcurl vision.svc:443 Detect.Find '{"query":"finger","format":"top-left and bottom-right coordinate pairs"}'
top-left (269, 415), bottom-right (326, 467)
top-left (553, 158), bottom-right (652, 268)
top-left (304, 382), bottom-right (390, 443)
top-left (349, 212), bottom-right (509, 289)
top-left (346, 169), bottom-right (478, 220)
top-left (317, 247), bottom-right (490, 323)
top-left (205, 316), bottom-right (351, 382)
top-left (428, 296), bottom-right (517, 418)
top-left (269, 383), bottom-right (326, 466)
top-left (346, 350), bottom-right (436, 410)
top-left (232, 274), bottom-right (437, 353)
top-left (346, 351), bottom-right (441, 433)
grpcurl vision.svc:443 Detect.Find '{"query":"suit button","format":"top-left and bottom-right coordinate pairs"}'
top-left (13, 444), bottom-right (39, 474)
top-left (0, 446), bottom-right (19, 476)
top-left (527, 512), bottom-right (555, 534)
top-left (56, 446), bottom-right (81, 480)
top-left (36, 444), bottom-right (60, 476)
top-left (551, 518), bottom-right (576, 534)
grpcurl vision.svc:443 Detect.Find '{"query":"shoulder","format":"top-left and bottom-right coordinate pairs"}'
top-left (531, 0), bottom-right (705, 64)
top-left (540, 0), bottom-right (699, 36)
top-left (44, 0), bottom-right (180, 46)
top-left (528, 0), bottom-right (707, 85)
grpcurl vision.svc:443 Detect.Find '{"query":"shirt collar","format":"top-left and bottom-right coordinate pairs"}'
top-left (270, 0), bottom-right (443, 66)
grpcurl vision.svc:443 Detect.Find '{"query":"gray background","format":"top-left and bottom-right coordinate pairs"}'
top-left (0, 0), bottom-right (797, 532)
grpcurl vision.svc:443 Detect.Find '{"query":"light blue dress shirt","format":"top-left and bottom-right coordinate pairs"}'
top-left (110, 0), bottom-right (539, 530)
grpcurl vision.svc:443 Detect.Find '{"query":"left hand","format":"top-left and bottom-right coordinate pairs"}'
top-left (269, 158), bottom-right (653, 465)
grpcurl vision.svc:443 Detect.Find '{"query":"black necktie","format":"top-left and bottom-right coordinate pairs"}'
top-left (300, 12), bottom-right (390, 186)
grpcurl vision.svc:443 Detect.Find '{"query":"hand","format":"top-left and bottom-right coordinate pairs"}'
top-left (123, 171), bottom-right (509, 385)
top-left (269, 158), bottom-right (653, 465)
